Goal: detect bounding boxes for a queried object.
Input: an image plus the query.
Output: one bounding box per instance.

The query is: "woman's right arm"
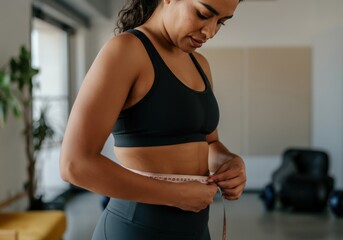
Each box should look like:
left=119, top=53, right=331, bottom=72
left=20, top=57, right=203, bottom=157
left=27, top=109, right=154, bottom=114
left=59, top=33, right=217, bottom=212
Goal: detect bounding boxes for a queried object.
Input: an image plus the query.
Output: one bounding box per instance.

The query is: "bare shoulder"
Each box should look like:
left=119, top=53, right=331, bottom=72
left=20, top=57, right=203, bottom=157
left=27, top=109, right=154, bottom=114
left=105, top=32, right=144, bottom=57
left=83, top=31, right=148, bottom=91
left=192, top=51, right=213, bottom=85
left=97, top=32, right=146, bottom=72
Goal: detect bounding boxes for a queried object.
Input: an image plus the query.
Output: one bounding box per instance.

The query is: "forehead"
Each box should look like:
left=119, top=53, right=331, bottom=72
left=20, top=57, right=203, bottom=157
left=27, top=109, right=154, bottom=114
left=194, top=0, right=239, bottom=16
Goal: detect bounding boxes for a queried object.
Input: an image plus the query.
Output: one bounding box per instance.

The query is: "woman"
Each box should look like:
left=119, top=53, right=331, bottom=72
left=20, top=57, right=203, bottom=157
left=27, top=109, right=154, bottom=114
left=60, top=0, right=246, bottom=239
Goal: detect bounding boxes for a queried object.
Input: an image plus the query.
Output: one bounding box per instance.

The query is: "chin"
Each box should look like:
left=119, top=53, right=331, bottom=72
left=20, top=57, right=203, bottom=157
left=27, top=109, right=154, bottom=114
left=179, top=45, right=196, bottom=53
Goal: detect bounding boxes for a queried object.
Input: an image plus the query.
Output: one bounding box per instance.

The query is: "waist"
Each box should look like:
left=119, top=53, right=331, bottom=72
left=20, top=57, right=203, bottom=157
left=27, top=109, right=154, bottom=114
left=115, top=141, right=210, bottom=176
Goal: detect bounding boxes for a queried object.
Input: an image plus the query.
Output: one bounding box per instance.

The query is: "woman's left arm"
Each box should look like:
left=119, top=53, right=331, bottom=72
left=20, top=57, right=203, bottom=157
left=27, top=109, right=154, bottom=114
left=207, top=130, right=246, bottom=200
left=193, top=51, right=246, bottom=200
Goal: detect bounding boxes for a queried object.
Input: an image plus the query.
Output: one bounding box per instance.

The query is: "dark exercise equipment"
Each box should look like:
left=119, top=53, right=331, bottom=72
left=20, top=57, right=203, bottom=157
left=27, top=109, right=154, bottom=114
left=329, top=190, right=343, bottom=217
left=260, top=183, right=276, bottom=211
left=260, top=148, right=341, bottom=216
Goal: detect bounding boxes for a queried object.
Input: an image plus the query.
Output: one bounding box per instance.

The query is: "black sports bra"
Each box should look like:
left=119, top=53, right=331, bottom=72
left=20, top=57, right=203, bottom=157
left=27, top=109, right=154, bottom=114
left=112, top=29, right=219, bottom=147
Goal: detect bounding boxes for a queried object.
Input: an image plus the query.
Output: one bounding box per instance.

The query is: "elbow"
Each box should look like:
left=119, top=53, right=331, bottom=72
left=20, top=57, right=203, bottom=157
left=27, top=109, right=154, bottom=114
left=60, top=157, right=73, bottom=183
left=60, top=152, right=80, bottom=184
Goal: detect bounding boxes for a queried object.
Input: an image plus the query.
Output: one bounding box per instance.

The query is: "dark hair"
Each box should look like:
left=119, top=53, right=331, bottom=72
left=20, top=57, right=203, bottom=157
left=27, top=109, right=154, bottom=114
left=115, top=0, right=244, bottom=34
left=115, top=0, right=161, bottom=34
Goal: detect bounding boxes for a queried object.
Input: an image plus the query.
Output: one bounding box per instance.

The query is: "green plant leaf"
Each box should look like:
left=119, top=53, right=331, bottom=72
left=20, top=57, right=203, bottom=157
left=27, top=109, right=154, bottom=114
left=9, top=46, right=39, bottom=92
left=0, top=76, right=11, bottom=97
left=9, top=96, right=22, bottom=117
left=33, top=104, right=55, bottom=153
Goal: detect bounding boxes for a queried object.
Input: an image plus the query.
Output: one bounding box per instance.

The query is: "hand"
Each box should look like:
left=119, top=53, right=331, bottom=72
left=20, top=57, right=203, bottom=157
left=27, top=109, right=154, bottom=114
left=175, top=181, right=218, bottom=212
left=208, top=155, right=246, bottom=200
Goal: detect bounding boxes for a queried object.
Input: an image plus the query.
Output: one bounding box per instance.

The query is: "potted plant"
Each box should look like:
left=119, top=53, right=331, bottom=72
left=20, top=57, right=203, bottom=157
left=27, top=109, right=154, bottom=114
left=0, top=46, right=54, bottom=209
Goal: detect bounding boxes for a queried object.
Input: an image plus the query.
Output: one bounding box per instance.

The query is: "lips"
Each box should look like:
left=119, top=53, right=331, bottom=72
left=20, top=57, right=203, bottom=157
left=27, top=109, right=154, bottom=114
left=190, top=37, right=206, bottom=48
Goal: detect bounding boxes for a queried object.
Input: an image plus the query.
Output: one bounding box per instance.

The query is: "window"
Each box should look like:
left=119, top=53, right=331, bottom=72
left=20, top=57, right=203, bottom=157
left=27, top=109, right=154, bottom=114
left=31, top=18, right=69, bottom=143
left=31, top=17, right=72, bottom=200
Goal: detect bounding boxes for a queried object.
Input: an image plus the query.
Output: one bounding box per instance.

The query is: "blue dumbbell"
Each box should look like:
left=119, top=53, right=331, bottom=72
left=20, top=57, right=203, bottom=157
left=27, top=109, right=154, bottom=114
left=329, top=190, right=343, bottom=217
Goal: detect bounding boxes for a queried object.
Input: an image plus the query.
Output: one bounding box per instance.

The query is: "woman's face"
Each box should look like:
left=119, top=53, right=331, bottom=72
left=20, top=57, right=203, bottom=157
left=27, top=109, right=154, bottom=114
left=161, top=0, right=239, bottom=52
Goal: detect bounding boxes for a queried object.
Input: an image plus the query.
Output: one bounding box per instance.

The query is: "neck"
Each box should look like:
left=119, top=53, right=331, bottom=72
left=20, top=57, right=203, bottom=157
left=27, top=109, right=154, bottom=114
left=138, top=6, right=184, bottom=56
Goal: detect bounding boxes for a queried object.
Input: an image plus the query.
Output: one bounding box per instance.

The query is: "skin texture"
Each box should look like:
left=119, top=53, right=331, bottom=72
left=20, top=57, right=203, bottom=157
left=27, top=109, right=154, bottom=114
left=60, top=0, right=246, bottom=212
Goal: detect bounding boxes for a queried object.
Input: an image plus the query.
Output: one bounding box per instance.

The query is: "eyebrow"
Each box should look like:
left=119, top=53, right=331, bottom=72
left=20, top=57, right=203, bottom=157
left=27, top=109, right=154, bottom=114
left=200, top=2, right=234, bottom=19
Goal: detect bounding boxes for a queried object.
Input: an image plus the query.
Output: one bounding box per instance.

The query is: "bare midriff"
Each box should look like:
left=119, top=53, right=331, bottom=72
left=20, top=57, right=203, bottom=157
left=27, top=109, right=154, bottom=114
left=114, top=141, right=209, bottom=176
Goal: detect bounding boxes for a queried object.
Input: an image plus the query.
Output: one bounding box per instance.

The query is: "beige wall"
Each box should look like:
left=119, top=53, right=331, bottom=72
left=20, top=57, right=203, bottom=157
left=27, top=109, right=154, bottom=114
left=199, top=47, right=311, bottom=155
left=208, top=0, right=343, bottom=47
left=312, top=26, right=343, bottom=189
left=0, top=0, right=32, bottom=208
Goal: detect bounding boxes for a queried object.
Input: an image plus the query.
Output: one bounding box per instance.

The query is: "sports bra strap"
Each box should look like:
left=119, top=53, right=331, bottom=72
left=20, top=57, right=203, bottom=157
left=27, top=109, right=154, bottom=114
left=127, top=29, right=162, bottom=69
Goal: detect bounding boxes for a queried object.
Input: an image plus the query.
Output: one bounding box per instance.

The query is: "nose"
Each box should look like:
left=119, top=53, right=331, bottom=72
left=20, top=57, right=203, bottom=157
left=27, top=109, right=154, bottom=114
left=201, top=21, right=217, bottom=40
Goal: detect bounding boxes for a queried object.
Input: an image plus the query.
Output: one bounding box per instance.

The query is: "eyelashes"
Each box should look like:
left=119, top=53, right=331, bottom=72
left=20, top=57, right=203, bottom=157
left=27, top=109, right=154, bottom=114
left=218, top=20, right=226, bottom=26
left=196, top=11, right=226, bottom=26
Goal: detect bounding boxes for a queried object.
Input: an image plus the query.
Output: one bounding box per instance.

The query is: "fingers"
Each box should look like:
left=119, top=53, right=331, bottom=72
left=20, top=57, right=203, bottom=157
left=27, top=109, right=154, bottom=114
left=209, top=158, right=245, bottom=182
left=208, top=165, right=245, bottom=183
left=208, top=163, right=246, bottom=200
left=219, top=178, right=245, bottom=198
left=216, top=176, right=242, bottom=189
left=182, top=182, right=218, bottom=212
left=222, top=189, right=243, bottom=200
left=207, top=183, right=220, bottom=197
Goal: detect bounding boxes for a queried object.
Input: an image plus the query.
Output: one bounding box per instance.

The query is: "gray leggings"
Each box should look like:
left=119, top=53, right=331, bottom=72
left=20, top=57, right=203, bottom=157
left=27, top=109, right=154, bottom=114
left=92, top=198, right=211, bottom=240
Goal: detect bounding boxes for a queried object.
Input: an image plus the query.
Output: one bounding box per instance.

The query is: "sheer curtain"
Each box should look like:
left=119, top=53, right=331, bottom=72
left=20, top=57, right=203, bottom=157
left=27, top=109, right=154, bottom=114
left=31, top=17, right=70, bottom=201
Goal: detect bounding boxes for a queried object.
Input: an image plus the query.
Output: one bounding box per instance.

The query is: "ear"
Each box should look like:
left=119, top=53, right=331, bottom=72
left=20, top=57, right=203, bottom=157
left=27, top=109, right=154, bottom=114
left=163, top=0, right=171, bottom=4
